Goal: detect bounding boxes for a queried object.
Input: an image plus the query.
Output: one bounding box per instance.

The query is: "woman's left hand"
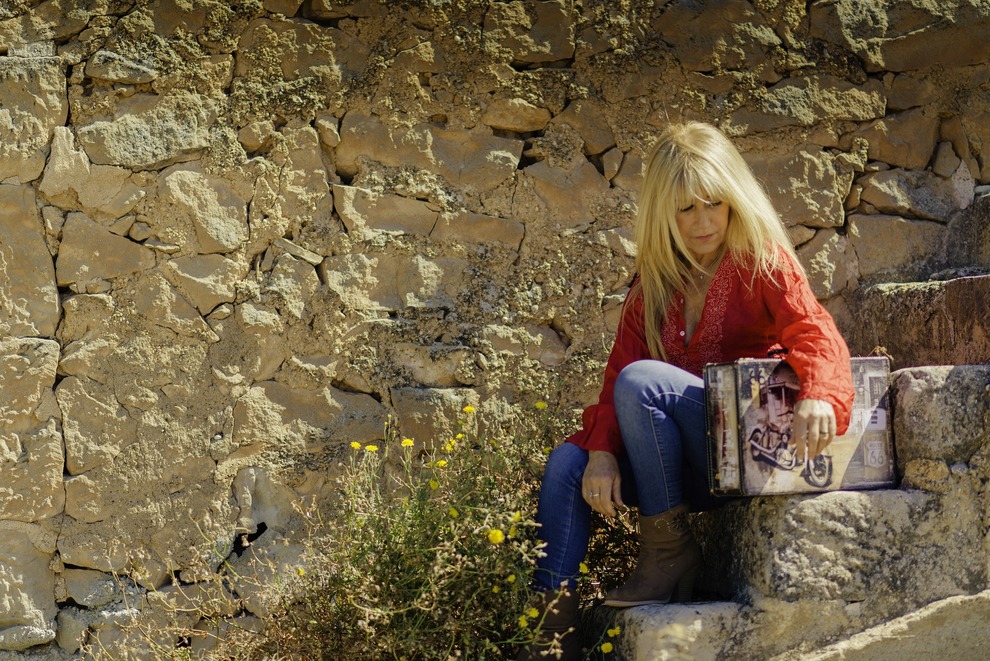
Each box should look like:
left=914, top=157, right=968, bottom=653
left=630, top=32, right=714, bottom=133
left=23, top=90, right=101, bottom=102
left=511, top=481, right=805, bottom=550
left=792, top=398, right=836, bottom=460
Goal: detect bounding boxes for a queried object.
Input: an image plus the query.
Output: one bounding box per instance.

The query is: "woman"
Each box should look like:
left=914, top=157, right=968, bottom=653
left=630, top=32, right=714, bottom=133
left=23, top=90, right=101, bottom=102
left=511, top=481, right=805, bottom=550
left=518, top=122, right=854, bottom=660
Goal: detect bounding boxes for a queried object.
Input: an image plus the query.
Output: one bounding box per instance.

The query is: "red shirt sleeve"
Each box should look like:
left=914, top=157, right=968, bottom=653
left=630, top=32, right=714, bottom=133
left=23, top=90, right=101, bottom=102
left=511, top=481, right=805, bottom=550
left=760, top=254, right=855, bottom=435
left=565, top=286, right=651, bottom=454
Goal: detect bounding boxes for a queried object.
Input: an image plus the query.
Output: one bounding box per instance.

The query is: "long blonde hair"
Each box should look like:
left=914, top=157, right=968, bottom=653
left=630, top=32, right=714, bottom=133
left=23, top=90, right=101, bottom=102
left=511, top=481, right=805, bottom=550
left=632, top=122, right=800, bottom=359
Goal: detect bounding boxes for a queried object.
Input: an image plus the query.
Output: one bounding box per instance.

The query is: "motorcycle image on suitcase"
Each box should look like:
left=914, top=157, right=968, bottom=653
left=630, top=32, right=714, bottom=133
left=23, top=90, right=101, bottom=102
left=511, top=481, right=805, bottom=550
left=747, top=362, right=833, bottom=489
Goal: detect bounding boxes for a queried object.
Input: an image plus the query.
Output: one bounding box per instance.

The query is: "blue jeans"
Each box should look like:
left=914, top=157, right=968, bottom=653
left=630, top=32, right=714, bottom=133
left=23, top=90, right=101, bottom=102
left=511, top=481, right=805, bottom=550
left=533, top=360, right=719, bottom=590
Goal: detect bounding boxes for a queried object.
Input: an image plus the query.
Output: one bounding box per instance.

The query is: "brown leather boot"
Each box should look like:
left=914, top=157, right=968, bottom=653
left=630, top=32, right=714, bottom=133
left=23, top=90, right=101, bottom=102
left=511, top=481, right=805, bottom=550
left=515, top=587, right=582, bottom=661
left=603, top=504, right=701, bottom=607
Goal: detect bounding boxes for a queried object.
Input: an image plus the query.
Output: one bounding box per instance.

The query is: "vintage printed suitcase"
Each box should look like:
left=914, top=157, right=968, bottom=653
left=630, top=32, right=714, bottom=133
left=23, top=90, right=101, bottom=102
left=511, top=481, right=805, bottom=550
left=705, top=357, right=895, bottom=496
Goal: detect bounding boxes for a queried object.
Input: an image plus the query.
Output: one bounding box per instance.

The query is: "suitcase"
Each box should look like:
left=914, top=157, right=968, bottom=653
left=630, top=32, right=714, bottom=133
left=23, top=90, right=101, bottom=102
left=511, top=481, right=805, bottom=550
left=705, top=357, right=895, bottom=496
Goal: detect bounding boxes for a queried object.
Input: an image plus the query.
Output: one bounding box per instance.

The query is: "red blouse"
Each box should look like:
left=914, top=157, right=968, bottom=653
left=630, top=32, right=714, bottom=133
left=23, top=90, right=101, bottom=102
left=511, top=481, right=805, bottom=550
left=567, top=250, right=854, bottom=455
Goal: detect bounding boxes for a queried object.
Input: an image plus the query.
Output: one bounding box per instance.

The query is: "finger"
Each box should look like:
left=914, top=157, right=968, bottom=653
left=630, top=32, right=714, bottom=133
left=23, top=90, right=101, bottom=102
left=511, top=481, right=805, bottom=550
left=611, top=475, right=624, bottom=509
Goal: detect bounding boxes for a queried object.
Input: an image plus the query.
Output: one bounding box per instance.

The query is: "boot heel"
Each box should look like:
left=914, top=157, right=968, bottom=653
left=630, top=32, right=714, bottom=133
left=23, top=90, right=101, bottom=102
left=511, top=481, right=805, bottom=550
left=673, top=566, right=699, bottom=603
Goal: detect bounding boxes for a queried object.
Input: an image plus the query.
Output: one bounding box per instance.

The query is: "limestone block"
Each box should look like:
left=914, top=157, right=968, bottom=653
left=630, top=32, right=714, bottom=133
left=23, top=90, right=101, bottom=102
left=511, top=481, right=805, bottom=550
left=62, top=569, right=120, bottom=609
left=432, top=210, right=525, bottom=249
left=479, top=324, right=569, bottom=366
left=39, top=127, right=145, bottom=222
left=0, top=56, right=67, bottom=183
left=891, top=366, right=990, bottom=471
left=522, top=156, right=610, bottom=228
left=0, top=185, right=60, bottom=337
left=847, top=214, right=945, bottom=279
left=336, top=112, right=523, bottom=193
left=653, top=0, right=779, bottom=71
left=933, top=142, right=962, bottom=178
left=887, top=74, right=938, bottom=111
left=56, top=213, right=156, bottom=288
left=796, top=229, right=858, bottom=300
left=232, top=467, right=299, bottom=534
left=481, top=97, right=551, bottom=133
left=226, top=531, right=305, bottom=618
left=235, top=18, right=369, bottom=81
left=85, top=49, right=158, bottom=83
left=305, top=0, right=387, bottom=19
left=961, top=111, right=990, bottom=183
left=483, top=0, right=575, bottom=65
left=263, top=0, right=303, bottom=15
left=164, top=254, right=244, bottom=315
left=613, top=150, right=646, bottom=193
left=230, top=381, right=387, bottom=455
left=133, top=273, right=220, bottom=343
left=160, top=168, right=249, bottom=254
left=190, top=615, right=263, bottom=656
left=266, top=125, right=332, bottom=247
left=0, top=521, right=57, bottom=646
left=859, top=167, right=973, bottom=223
left=618, top=602, right=744, bottom=661
left=855, top=109, right=940, bottom=170
left=944, top=196, right=990, bottom=269
left=264, top=254, right=320, bottom=319
left=846, top=276, right=990, bottom=371
left=77, top=93, right=215, bottom=170
left=810, top=0, right=990, bottom=72
left=702, top=486, right=985, bottom=622
left=731, top=76, right=885, bottom=132
left=551, top=99, right=615, bottom=155
left=56, top=294, right=116, bottom=382
left=0, top=418, right=63, bottom=522
left=0, top=338, right=62, bottom=521
left=333, top=185, right=438, bottom=238
left=56, top=376, right=138, bottom=476
left=321, top=253, right=468, bottom=311
left=749, top=148, right=855, bottom=229
left=391, top=386, right=481, bottom=448
left=790, top=591, right=990, bottom=661
left=392, top=343, right=475, bottom=387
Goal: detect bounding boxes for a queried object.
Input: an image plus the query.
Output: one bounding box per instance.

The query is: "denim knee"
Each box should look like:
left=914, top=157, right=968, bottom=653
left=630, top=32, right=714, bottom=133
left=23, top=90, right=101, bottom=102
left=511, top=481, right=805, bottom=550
left=542, top=441, right=587, bottom=490
left=614, top=359, right=660, bottom=409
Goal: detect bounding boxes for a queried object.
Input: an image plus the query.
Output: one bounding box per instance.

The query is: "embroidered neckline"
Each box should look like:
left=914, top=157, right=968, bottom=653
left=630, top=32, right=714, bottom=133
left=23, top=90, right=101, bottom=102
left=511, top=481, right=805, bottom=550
left=661, top=253, right=735, bottom=373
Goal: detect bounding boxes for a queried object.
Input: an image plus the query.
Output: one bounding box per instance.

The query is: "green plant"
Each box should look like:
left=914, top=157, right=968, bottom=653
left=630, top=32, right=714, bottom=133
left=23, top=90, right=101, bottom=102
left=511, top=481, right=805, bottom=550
left=256, top=403, right=569, bottom=659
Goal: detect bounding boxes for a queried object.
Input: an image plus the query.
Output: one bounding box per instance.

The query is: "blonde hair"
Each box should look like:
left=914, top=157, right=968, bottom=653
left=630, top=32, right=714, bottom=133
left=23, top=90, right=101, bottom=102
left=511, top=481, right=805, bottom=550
left=631, top=122, right=800, bottom=359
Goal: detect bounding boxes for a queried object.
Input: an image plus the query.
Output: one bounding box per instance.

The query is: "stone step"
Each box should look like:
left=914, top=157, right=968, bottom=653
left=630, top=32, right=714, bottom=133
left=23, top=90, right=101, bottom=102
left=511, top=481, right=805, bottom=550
left=844, top=274, right=990, bottom=371
left=614, top=365, right=990, bottom=660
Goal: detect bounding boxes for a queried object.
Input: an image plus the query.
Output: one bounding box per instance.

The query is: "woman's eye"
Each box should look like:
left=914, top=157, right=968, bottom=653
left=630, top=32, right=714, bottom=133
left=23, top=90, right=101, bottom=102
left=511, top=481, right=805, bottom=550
left=679, top=204, right=694, bottom=213
left=705, top=200, right=723, bottom=208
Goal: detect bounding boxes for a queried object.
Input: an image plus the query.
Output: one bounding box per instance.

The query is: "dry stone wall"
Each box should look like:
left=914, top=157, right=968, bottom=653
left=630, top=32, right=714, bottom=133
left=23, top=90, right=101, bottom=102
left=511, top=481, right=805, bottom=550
left=0, top=0, right=988, bottom=655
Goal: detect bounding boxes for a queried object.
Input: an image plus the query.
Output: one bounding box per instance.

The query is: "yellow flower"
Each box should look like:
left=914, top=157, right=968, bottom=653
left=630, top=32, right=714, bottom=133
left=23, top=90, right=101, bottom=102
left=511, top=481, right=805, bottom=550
left=487, top=528, right=505, bottom=544
left=435, top=459, right=448, bottom=468
left=364, top=444, right=378, bottom=452
left=456, top=433, right=465, bottom=440
left=444, top=440, right=456, bottom=451
left=607, top=626, right=621, bottom=637
left=526, top=607, right=539, bottom=619
left=448, top=507, right=459, bottom=518
left=492, top=585, right=501, bottom=594
left=511, top=511, right=523, bottom=523
left=508, top=525, right=518, bottom=538
left=506, top=574, right=517, bottom=583
left=579, top=562, right=589, bottom=574
left=429, top=479, right=439, bottom=490
left=296, top=567, right=306, bottom=576
left=601, top=642, right=614, bottom=654
left=401, top=438, right=414, bottom=447
left=518, top=615, right=529, bottom=628
left=350, top=441, right=361, bottom=449
left=462, top=404, right=476, bottom=414
left=535, top=401, right=548, bottom=410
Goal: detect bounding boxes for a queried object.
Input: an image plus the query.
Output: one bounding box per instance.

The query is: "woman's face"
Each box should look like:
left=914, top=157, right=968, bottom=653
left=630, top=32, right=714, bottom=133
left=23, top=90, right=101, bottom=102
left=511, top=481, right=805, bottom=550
left=674, top=194, right=730, bottom=263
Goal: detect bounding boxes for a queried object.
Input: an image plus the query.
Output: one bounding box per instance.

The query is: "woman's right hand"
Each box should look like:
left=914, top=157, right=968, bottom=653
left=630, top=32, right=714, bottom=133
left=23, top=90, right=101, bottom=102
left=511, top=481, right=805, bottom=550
left=582, top=450, right=625, bottom=517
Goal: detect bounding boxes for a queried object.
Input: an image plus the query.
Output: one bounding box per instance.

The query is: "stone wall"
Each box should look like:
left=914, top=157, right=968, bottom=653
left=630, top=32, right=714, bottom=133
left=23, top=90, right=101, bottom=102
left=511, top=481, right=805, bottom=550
left=0, top=0, right=988, bottom=655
